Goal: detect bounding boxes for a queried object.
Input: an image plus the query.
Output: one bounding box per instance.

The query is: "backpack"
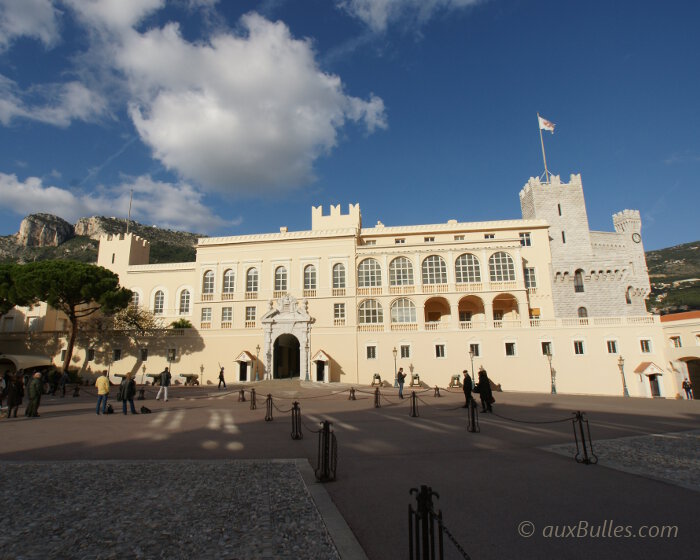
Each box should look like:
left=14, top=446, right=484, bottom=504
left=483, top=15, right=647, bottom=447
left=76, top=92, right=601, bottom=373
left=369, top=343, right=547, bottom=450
left=106, top=403, right=114, bottom=414
left=140, top=406, right=152, bottom=414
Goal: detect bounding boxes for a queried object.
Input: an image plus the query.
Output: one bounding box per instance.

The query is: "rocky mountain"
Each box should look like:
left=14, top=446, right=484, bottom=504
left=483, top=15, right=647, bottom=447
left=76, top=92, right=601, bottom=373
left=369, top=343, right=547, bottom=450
left=0, top=214, right=203, bottom=264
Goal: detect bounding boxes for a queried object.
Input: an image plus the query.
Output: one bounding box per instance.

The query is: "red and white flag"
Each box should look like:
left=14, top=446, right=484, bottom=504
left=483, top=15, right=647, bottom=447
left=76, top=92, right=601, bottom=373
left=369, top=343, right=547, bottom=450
left=538, top=115, right=555, bottom=133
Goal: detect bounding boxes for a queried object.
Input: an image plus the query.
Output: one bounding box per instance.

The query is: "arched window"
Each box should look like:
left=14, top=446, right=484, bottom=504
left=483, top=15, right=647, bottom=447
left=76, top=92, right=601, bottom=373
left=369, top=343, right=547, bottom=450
left=153, top=290, right=164, bottom=315
left=304, top=265, right=317, bottom=290
left=455, top=254, right=481, bottom=283
left=358, top=299, right=383, bottom=324
left=223, top=269, right=235, bottom=293
left=577, top=307, right=588, bottom=318
left=391, top=298, right=416, bottom=323
left=275, top=266, right=288, bottom=291
left=574, top=269, right=585, bottom=293
left=131, top=292, right=140, bottom=308
left=333, top=263, right=346, bottom=289
left=422, top=255, right=447, bottom=284
left=202, top=270, right=214, bottom=294
left=179, top=290, right=190, bottom=315
left=246, top=268, right=258, bottom=293
left=488, top=252, right=516, bottom=282
left=389, top=257, right=414, bottom=286
left=625, top=286, right=633, bottom=304
left=358, top=258, right=382, bottom=287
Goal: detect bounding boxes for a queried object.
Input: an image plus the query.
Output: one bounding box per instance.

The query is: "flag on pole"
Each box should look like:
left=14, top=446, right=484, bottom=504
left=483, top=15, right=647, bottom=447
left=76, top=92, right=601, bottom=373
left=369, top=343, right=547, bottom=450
left=538, top=115, right=555, bottom=133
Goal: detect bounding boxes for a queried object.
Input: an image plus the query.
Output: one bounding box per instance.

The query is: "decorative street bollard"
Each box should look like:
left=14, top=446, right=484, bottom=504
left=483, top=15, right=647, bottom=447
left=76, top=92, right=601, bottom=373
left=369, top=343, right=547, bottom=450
left=409, top=485, right=442, bottom=560
left=348, top=387, right=356, bottom=400
left=374, top=387, right=381, bottom=408
left=250, top=388, right=257, bottom=410
left=264, top=394, right=273, bottom=421
left=573, top=410, right=598, bottom=464
left=291, top=401, right=302, bottom=440
left=315, top=420, right=337, bottom=482
left=467, top=398, right=479, bottom=433
left=238, top=389, right=246, bottom=402
left=410, top=391, right=419, bottom=417
left=434, top=386, right=441, bottom=398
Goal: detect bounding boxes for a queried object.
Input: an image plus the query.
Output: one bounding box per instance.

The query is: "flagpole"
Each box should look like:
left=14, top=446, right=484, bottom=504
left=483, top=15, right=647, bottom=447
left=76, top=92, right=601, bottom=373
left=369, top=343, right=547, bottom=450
left=537, top=113, right=550, bottom=183
left=126, top=189, right=133, bottom=234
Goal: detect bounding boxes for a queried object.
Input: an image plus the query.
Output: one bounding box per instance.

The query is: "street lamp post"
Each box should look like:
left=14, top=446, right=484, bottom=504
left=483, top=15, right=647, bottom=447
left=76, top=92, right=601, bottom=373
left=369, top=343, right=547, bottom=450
left=618, top=355, right=630, bottom=397
left=546, top=350, right=556, bottom=394
left=393, top=347, right=398, bottom=388
left=255, top=344, right=260, bottom=382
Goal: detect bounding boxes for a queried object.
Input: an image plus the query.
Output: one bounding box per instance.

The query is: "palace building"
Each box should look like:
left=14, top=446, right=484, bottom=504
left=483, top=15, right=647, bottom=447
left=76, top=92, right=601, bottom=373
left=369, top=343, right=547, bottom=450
left=2, top=173, right=698, bottom=398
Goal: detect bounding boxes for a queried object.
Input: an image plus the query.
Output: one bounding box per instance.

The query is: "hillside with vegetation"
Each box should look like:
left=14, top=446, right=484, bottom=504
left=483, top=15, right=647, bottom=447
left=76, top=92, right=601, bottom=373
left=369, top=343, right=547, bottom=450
left=646, top=240, right=700, bottom=314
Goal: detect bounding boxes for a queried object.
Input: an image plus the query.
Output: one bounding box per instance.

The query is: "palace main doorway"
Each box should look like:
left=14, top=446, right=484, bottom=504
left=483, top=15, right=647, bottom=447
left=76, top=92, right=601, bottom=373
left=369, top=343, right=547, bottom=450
left=274, top=333, right=300, bottom=379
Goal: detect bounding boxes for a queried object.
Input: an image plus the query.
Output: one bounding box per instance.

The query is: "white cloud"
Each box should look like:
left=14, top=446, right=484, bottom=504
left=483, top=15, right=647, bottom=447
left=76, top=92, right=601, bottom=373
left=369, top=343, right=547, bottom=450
left=0, top=171, right=229, bottom=233
left=0, top=0, right=61, bottom=51
left=0, top=74, right=107, bottom=126
left=63, top=0, right=164, bottom=32
left=338, top=0, right=481, bottom=32
left=119, top=13, right=386, bottom=192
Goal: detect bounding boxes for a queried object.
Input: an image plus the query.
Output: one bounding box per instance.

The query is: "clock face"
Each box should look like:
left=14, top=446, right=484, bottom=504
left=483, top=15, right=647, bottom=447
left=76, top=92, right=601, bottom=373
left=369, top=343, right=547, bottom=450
left=632, top=233, right=641, bottom=243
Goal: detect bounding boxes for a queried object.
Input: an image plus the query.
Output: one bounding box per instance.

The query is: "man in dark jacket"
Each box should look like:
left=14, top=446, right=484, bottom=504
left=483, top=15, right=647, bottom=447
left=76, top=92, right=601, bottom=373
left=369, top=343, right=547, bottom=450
left=218, top=367, right=226, bottom=390
left=5, top=373, right=24, bottom=418
left=462, top=370, right=473, bottom=408
left=120, top=373, right=138, bottom=415
left=24, top=372, right=43, bottom=417
left=474, top=368, right=493, bottom=413
left=156, top=367, right=171, bottom=402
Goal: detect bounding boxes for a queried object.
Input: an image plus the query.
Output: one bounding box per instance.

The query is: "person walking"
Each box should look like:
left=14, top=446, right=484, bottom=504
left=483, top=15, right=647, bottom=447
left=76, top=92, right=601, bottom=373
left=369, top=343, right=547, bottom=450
left=156, top=367, right=171, bottom=402
left=5, top=373, right=24, bottom=418
left=218, top=366, right=226, bottom=390
left=397, top=367, right=406, bottom=399
left=120, top=373, right=138, bottom=415
left=24, top=372, right=43, bottom=418
left=59, top=370, right=70, bottom=398
left=462, top=370, right=473, bottom=408
left=95, top=370, right=110, bottom=415
left=474, top=368, right=494, bottom=413
left=682, top=378, right=693, bottom=400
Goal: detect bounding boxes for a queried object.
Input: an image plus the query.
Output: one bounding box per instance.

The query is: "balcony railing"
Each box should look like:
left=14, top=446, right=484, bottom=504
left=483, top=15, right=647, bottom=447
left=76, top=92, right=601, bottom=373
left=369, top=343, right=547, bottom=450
left=200, top=322, right=211, bottom=329
left=358, top=287, right=382, bottom=296
left=455, top=282, right=482, bottom=292
left=358, top=324, right=384, bottom=332
left=303, top=289, right=316, bottom=298
left=245, top=321, right=257, bottom=329
left=390, top=323, right=418, bottom=331
left=334, top=318, right=346, bottom=327
left=273, top=291, right=286, bottom=299
left=423, top=284, right=448, bottom=294
left=222, top=292, right=235, bottom=301
left=221, top=322, right=232, bottom=329
left=389, top=285, right=415, bottom=295
left=332, top=288, right=346, bottom=297
left=245, top=291, right=257, bottom=300
left=201, top=294, right=214, bottom=302
left=425, top=321, right=448, bottom=331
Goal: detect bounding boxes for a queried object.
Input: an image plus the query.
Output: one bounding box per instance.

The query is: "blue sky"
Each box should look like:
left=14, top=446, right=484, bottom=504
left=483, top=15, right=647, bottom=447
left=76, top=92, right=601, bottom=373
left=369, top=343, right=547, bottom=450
left=0, top=0, right=698, bottom=250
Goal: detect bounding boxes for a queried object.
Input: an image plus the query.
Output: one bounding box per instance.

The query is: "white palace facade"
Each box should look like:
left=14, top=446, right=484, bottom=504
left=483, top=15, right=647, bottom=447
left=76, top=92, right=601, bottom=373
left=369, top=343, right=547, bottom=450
left=3, top=173, right=699, bottom=398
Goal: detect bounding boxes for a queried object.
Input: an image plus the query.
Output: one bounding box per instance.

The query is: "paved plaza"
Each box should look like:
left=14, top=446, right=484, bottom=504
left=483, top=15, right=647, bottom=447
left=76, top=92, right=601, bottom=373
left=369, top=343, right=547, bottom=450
left=1, top=380, right=699, bottom=559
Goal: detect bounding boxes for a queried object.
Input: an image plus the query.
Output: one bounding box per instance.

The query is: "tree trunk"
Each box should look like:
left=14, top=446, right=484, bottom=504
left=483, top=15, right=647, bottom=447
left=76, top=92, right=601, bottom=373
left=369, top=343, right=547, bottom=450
left=62, top=312, right=78, bottom=373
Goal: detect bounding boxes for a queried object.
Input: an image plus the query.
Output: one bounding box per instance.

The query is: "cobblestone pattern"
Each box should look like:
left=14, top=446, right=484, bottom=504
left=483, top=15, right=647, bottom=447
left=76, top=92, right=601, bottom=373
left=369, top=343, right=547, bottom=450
left=0, top=460, right=340, bottom=560
left=544, top=429, right=700, bottom=492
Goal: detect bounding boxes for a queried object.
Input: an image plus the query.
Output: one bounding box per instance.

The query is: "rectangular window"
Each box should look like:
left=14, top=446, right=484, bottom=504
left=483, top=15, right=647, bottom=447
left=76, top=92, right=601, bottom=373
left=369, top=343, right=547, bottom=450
left=640, top=339, right=651, bottom=353
left=201, top=307, right=212, bottom=322
left=469, top=343, right=480, bottom=357
left=670, top=336, right=682, bottom=348
left=366, top=346, right=376, bottom=359
left=395, top=238, right=405, bottom=244
left=87, top=348, right=95, bottom=362
left=140, top=348, right=148, bottom=361
left=519, top=232, right=531, bottom=247
left=505, top=342, right=516, bottom=356
left=541, top=341, right=552, bottom=356
left=167, top=348, right=177, bottom=362
left=334, top=303, right=345, bottom=320
left=113, top=349, right=122, bottom=361
left=246, top=307, right=256, bottom=321
left=435, top=344, right=445, bottom=358
left=454, top=235, right=465, bottom=241
left=222, top=307, right=233, bottom=322
left=524, top=267, right=537, bottom=289
left=459, top=311, right=473, bottom=322
left=574, top=341, right=584, bottom=355
left=400, top=345, right=410, bottom=359
left=561, top=231, right=566, bottom=243
left=607, top=340, right=618, bottom=354
left=424, top=236, right=435, bottom=243
left=484, top=233, right=495, bottom=239
left=364, top=240, right=376, bottom=246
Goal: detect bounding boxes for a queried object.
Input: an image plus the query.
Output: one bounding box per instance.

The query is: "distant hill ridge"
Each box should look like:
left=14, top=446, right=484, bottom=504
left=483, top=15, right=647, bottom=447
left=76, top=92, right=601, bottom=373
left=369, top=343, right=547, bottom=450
left=0, top=213, right=203, bottom=264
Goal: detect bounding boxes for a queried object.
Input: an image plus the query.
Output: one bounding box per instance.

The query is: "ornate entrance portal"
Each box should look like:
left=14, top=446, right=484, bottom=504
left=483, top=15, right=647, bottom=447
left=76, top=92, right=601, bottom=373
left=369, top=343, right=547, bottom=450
left=261, top=295, right=313, bottom=381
